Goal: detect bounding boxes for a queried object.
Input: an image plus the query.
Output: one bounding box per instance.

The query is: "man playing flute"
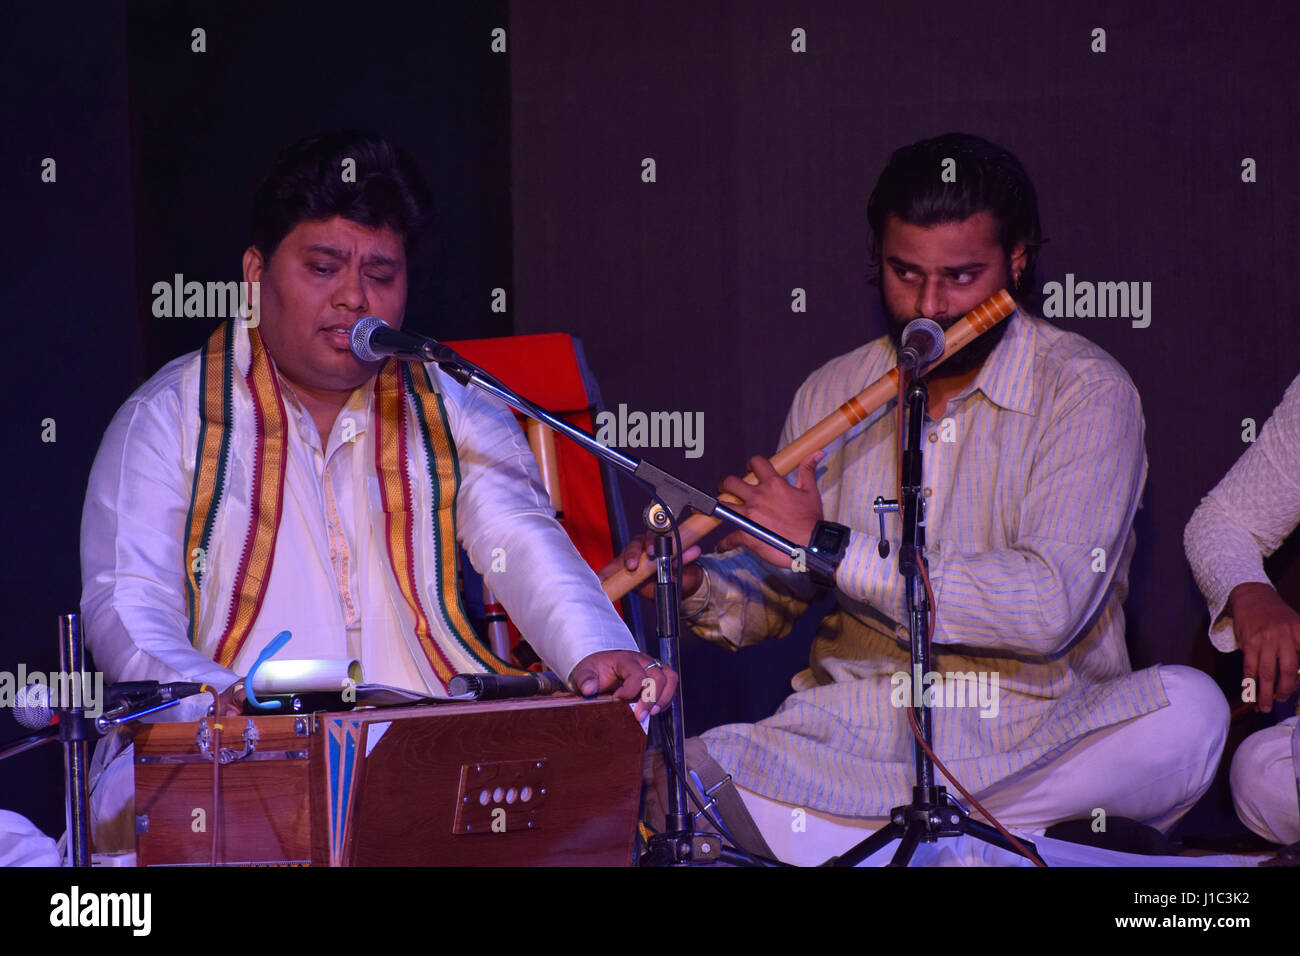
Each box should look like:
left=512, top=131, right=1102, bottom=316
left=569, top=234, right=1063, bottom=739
left=622, top=133, right=1226, bottom=863
left=81, top=130, right=677, bottom=853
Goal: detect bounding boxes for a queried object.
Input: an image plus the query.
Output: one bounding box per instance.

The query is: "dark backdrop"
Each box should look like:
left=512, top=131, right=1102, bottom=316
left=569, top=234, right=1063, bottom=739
left=2, top=2, right=138, bottom=845
left=126, top=0, right=513, bottom=370
left=4, top=0, right=1297, bottom=844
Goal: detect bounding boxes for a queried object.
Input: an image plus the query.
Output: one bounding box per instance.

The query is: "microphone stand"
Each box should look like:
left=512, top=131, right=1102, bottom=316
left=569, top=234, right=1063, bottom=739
left=0, top=613, right=186, bottom=867
left=59, top=613, right=92, bottom=868
left=824, top=378, right=1039, bottom=866
left=422, top=345, right=822, bottom=866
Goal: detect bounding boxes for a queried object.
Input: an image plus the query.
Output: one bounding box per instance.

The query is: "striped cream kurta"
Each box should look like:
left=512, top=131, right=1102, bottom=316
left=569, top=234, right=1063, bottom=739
left=684, top=311, right=1168, bottom=818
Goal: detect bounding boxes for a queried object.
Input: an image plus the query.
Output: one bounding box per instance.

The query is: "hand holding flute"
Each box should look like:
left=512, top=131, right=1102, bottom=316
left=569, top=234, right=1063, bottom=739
left=612, top=448, right=826, bottom=600
left=599, top=289, right=1017, bottom=601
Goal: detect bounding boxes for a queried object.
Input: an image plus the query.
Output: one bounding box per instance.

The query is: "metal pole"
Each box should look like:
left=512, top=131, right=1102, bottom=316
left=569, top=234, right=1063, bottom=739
left=59, top=613, right=91, bottom=867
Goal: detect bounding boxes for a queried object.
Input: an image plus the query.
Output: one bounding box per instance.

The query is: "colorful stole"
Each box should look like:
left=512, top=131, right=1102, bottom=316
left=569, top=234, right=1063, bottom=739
left=182, top=320, right=523, bottom=686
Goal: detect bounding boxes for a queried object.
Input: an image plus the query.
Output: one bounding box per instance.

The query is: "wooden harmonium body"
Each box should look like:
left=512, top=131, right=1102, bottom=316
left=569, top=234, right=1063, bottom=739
left=132, top=695, right=645, bottom=866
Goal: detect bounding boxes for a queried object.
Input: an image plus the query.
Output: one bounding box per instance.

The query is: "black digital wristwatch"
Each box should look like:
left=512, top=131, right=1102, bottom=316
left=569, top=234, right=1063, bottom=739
left=805, top=520, right=851, bottom=590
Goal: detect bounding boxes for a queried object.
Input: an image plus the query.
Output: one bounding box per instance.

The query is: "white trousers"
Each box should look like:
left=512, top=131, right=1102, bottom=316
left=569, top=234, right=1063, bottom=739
left=1229, top=715, right=1299, bottom=845
left=733, top=665, right=1229, bottom=866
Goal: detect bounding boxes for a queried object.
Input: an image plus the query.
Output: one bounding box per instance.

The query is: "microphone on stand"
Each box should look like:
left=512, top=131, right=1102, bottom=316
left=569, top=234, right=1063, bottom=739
left=12, top=681, right=206, bottom=730
left=349, top=316, right=459, bottom=365
left=105, top=681, right=207, bottom=705
left=898, top=318, right=946, bottom=371
left=13, top=683, right=55, bottom=731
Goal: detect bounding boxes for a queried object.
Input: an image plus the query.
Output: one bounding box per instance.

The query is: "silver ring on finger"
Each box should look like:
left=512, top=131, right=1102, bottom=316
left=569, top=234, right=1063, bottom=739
left=643, top=660, right=664, bottom=672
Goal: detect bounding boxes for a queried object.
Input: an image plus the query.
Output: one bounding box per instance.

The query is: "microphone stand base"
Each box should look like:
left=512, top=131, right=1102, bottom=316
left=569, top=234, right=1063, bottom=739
left=641, top=829, right=724, bottom=867
left=822, top=784, right=1040, bottom=867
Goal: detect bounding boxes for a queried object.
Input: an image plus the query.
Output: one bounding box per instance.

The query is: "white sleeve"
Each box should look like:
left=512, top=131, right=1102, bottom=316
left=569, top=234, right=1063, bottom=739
left=80, top=387, right=237, bottom=722
left=435, top=369, right=639, bottom=683
left=1185, top=372, right=1300, bottom=652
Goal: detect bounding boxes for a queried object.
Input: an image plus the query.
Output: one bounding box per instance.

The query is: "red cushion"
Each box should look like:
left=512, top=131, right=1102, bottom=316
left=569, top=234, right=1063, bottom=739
left=447, top=333, right=618, bottom=588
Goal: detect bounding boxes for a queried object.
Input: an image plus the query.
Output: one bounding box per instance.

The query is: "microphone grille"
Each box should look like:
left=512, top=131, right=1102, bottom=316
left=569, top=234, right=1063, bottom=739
left=349, top=315, right=388, bottom=362
left=14, top=683, right=53, bottom=730
left=447, top=674, right=482, bottom=698
left=901, top=317, right=946, bottom=366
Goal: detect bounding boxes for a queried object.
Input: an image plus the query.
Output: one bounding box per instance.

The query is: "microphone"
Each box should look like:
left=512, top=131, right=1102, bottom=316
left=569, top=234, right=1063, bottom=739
left=447, top=671, right=565, bottom=701
left=349, top=315, right=458, bottom=365
left=12, top=681, right=207, bottom=730
left=14, top=683, right=53, bottom=730
left=104, top=681, right=206, bottom=704
left=898, top=318, right=945, bottom=371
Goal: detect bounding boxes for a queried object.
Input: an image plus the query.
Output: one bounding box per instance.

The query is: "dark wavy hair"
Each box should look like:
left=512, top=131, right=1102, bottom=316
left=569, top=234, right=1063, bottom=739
left=249, top=130, right=434, bottom=262
left=866, top=133, right=1046, bottom=312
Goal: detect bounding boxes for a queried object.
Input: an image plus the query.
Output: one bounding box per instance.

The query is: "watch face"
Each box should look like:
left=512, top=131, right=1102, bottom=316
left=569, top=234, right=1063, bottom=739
left=812, top=523, right=847, bottom=554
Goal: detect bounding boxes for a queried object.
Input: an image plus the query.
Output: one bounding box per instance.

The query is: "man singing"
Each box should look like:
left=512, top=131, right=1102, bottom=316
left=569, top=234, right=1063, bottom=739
left=81, top=130, right=676, bottom=852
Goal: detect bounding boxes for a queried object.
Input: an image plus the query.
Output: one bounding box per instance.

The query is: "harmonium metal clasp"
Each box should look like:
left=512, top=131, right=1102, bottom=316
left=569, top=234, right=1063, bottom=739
left=196, top=717, right=260, bottom=764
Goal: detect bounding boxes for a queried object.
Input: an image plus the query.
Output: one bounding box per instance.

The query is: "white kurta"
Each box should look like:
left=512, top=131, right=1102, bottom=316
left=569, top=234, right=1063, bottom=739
left=82, top=342, right=636, bottom=706
left=1185, top=369, right=1300, bottom=843
left=79, top=333, right=637, bottom=850
left=1185, top=371, right=1300, bottom=652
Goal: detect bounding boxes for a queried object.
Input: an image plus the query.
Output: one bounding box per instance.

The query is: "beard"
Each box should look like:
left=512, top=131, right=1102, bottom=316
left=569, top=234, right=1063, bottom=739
left=883, top=274, right=1014, bottom=380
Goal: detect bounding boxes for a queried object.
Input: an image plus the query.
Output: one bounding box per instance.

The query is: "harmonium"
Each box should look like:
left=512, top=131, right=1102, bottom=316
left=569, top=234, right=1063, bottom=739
left=131, top=695, right=646, bottom=866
